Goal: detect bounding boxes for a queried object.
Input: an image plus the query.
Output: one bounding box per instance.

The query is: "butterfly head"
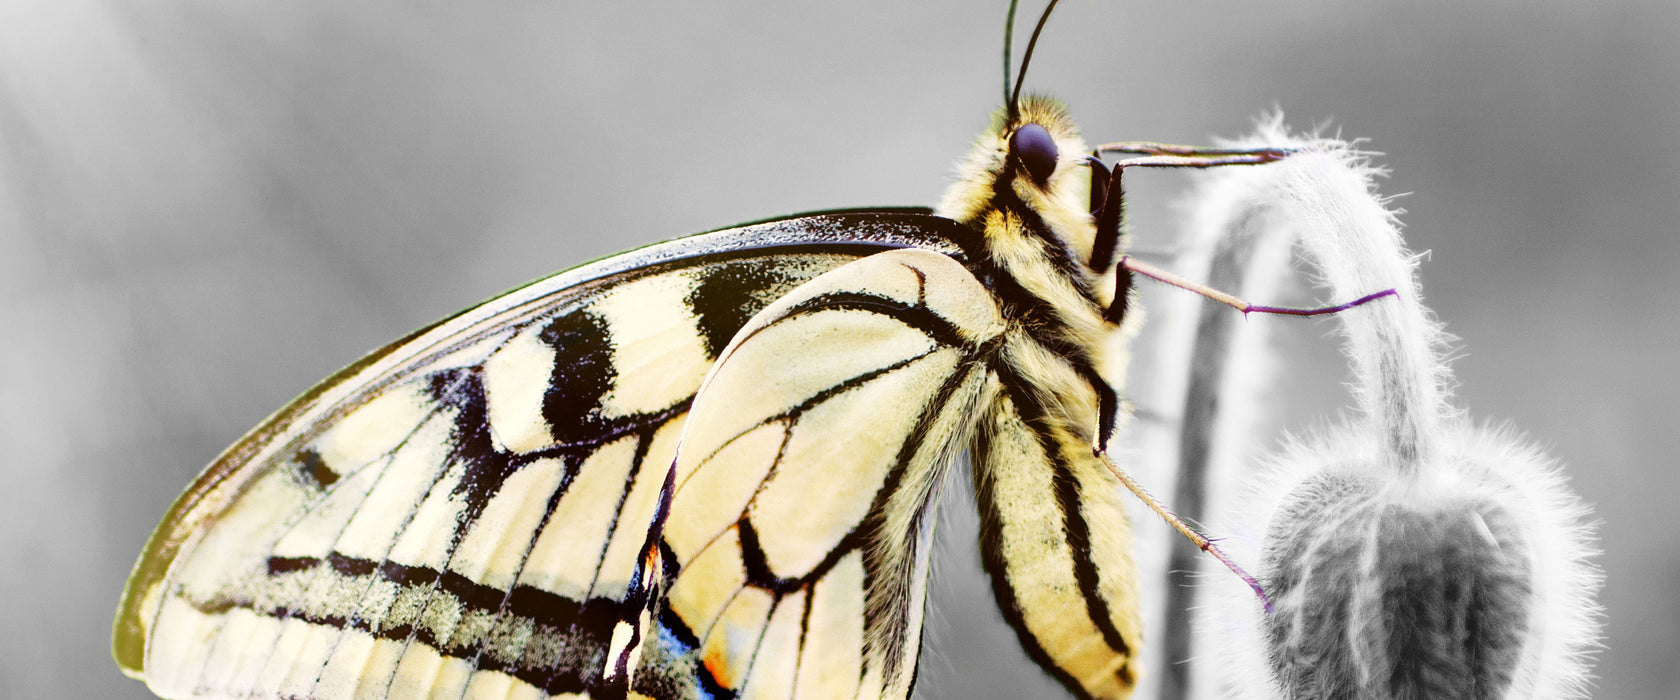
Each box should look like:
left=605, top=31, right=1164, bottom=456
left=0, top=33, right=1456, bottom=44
left=936, top=97, right=1112, bottom=277
left=936, top=0, right=1120, bottom=283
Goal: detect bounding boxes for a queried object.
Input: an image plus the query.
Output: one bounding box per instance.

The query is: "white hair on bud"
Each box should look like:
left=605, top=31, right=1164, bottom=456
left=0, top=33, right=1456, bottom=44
left=1180, top=118, right=1600, bottom=699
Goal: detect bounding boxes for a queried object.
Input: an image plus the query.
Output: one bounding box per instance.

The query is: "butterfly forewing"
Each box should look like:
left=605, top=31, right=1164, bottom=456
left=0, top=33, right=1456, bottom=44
left=116, top=210, right=972, bottom=700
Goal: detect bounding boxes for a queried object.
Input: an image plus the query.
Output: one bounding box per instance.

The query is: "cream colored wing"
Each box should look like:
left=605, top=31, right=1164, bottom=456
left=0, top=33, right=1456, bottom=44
left=623, top=249, right=1005, bottom=700
left=114, top=211, right=972, bottom=700
left=970, top=369, right=1144, bottom=700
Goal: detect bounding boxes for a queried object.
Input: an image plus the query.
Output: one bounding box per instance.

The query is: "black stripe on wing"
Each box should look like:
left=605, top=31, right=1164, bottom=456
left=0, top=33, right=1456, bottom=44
left=122, top=211, right=983, bottom=698
left=634, top=250, right=1002, bottom=700
left=971, top=373, right=1141, bottom=700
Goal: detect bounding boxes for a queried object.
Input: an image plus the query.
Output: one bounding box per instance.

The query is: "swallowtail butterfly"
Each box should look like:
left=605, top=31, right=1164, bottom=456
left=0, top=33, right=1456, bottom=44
left=113, top=2, right=1387, bottom=698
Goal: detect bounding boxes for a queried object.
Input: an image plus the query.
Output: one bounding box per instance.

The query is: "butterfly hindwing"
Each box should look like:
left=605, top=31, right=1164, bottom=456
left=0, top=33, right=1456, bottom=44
left=114, top=210, right=973, bottom=699
left=629, top=249, right=1005, bottom=700
left=972, top=382, right=1142, bottom=700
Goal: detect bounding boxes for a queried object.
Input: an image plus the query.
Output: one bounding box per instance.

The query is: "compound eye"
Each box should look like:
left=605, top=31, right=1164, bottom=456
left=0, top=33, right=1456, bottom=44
left=1010, top=123, right=1058, bottom=185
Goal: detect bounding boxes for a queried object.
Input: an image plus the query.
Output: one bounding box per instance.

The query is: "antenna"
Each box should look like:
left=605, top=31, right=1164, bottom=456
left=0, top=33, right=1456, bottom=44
left=1009, top=0, right=1063, bottom=116
left=1003, top=0, right=1020, bottom=110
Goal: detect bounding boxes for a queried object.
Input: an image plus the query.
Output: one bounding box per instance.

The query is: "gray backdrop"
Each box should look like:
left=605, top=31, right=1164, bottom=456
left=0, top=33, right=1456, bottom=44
left=3, top=1, right=1674, bottom=698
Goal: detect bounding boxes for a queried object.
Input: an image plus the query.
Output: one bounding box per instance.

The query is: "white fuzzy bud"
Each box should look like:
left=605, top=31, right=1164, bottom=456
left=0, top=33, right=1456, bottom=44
left=1184, top=121, right=1601, bottom=700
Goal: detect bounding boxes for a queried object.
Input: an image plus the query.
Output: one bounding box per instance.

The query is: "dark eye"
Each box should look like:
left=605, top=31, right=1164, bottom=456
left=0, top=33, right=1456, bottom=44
left=1010, top=123, right=1058, bottom=185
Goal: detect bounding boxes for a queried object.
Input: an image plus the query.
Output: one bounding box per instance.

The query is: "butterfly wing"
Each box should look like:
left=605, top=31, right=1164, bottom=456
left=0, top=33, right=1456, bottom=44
left=114, top=209, right=972, bottom=700
left=970, top=382, right=1143, bottom=700
left=624, top=248, right=1005, bottom=700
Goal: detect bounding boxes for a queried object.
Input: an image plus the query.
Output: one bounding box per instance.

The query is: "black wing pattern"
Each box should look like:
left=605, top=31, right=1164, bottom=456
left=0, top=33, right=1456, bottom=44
left=625, top=248, right=1006, bottom=700
left=113, top=210, right=972, bottom=699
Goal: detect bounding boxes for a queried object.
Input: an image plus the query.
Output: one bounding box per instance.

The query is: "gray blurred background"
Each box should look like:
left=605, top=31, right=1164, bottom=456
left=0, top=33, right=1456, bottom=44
left=3, top=1, right=1675, bottom=698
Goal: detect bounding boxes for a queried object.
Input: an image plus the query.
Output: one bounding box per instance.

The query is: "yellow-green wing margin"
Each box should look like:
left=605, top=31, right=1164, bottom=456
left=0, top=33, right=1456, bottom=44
left=114, top=210, right=973, bottom=699
left=621, top=249, right=1004, bottom=700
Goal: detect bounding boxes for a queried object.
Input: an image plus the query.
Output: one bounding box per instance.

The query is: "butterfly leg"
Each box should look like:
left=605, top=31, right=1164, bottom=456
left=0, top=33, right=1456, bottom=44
left=1088, top=148, right=1293, bottom=271
left=1094, top=141, right=1294, bottom=158
left=1074, top=365, right=1275, bottom=612
left=1096, top=448, right=1274, bottom=612
left=1084, top=143, right=1393, bottom=614
left=1118, top=255, right=1398, bottom=317
left=1073, top=364, right=1121, bottom=454
left=1088, top=143, right=1398, bottom=315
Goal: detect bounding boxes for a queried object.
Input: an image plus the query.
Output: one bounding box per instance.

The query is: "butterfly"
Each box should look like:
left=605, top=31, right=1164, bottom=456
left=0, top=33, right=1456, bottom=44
left=112, top=2, right=1386, bottom=698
